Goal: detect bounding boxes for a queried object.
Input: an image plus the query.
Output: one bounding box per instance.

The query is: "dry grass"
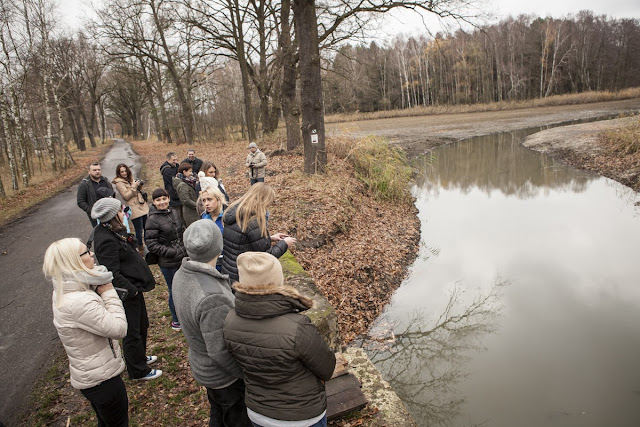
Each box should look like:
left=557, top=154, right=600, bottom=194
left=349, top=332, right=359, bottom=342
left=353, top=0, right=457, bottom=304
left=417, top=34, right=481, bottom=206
left=326, top=87, right=640, bottom=124
left=0, top=142, right=113, bottom=228
left=599, top=116, right=640, bottom=155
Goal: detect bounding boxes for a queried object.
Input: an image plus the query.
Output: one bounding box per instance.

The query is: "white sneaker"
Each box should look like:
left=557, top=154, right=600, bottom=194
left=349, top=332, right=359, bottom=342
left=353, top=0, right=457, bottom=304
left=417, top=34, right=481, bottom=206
left=146, top=355, right=158, bottom=365
left=138, top=369, right=162, bottom=381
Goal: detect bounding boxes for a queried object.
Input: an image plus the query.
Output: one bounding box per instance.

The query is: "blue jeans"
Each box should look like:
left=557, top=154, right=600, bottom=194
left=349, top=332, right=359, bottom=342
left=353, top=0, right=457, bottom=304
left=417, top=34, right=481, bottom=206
left=131, top=215, right=147, bottom=248
left=160, top=266, right=179, bottom=323
left=251, top=414, right=327, bottom=427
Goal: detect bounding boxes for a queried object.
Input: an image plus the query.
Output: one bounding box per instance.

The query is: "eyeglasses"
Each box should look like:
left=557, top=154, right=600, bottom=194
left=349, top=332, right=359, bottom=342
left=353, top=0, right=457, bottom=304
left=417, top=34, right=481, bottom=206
left=80, top=249, right=91, bottom=257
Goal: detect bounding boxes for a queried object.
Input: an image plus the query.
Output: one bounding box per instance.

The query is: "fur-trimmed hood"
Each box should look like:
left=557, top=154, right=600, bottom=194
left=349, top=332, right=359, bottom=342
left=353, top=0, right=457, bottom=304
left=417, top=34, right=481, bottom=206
left=232, top=282, right=314, bottom=320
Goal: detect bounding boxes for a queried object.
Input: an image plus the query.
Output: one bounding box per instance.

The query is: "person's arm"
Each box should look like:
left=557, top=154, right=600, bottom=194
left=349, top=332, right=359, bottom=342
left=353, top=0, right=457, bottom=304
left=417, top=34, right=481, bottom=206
left=77, top=182, right=90, bottom=214
left=162, top=167, right=176, bottom=196
left=73, top=286, right=128, bottom=339
left=176, top=183, right=198, bottom=209
left=198, top=293, right=241, bottom=372
left=245, top=153, right=253, bottom=167
left=115, top=181, right=136, bottom=202
left=145, top=218, right=183, bottom=259
left=253, top=152, right=267, bottom=168
left=94, top=235, right=138, bottom=298
left=295, top=316, right=336, bottom=381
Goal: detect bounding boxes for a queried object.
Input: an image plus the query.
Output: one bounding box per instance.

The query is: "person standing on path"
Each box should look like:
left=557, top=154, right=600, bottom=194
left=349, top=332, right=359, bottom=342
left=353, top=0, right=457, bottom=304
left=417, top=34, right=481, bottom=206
left=77, top=162, right=115, bottom=227
left=173, top=220, right=251, bottom=427
left=183, top=148, right=204, bottom=175
left=160, top=152, right=182, bottom=221
left=91, top=197, right=162, bottom=381
left=245, top=142, right=267, bottom=185
left=112, top=163, right=149, bottom=255
left=43, top=237, right=130, bottom=427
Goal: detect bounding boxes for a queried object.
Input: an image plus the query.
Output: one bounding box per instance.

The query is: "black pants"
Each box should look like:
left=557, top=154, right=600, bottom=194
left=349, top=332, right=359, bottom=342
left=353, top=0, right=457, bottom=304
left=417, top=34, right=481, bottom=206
left=80, top=375, right=129, bottom=427
left=206, top=379, right=251, bottom=427
left=122, top=292, right=151, bottom=379
left=250, top=177, right=264, bottom=185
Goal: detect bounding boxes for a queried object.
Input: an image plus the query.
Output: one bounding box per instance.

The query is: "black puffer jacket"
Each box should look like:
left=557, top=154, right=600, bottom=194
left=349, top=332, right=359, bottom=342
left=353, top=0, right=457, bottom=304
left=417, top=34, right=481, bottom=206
left=145, top=205, right=186, bottom=269
left=223, top=283, right=336, bottom=421
left=93, top=225, right=156, bottom=299
left=221, top=205, right=288, bottom=282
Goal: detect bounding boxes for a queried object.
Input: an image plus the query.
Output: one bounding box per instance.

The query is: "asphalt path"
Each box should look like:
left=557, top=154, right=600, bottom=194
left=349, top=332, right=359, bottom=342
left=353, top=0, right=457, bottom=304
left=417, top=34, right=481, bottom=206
left=0, top=139, right=142, bottom=425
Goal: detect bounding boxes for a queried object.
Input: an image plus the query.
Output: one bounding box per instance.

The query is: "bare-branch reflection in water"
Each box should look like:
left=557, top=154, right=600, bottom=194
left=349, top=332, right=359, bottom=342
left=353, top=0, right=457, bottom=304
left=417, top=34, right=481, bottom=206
left=357, top=280, right=508, bottom=426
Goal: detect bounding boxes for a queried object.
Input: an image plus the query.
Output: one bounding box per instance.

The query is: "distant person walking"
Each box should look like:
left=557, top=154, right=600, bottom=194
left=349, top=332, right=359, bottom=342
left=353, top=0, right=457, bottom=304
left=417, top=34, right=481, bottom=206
left=173, top=162, right=199, bottom=227
left=224, top=252, right=336, bottom=427
left=43, top=237, right=129, bottom=426
left=245, top=142, right=267, bottom=185
left=160, top=152, right=182, bottom=219
left=222, top=183, right=295, bottom=283
left=77, top=162, right=115, bottom=227
left=112, top=163, right=149, bottom=255
left=183, top=148, right=204, bottom=175
left=91, top=198, right=161, bottom=381
left=173, top=220, right=252, bottom=427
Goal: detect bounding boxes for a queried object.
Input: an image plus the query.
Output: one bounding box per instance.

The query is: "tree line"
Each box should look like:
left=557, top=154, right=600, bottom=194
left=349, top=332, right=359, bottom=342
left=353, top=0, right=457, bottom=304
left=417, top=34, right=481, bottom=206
left=324, top=11, right=640, bottom=112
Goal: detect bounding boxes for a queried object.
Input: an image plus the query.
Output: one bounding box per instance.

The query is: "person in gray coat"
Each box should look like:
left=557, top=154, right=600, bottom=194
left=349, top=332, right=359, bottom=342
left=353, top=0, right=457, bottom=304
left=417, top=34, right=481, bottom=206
left=172, top=220, right=251, bottom=427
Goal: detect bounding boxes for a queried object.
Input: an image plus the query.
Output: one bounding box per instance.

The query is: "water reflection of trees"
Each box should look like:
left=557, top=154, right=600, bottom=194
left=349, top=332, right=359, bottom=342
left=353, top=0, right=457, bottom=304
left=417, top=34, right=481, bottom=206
left=414, top=132, right=593, bottom=199
left=358, top=281, right=507, bottom=426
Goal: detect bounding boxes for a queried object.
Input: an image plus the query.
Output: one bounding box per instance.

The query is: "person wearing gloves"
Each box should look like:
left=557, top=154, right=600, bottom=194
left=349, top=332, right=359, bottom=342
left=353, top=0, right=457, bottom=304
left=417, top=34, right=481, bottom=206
left=91, top=197, right=161, bottom=381
left=43, top=237, right=129, bottom=426
left=245, top=142, right=267, bottom=185
left=222, top=182, right=296, bottom=283
left=172, top=220, right=251, bottom=427
left=145, top=188, right=187, bottom=331
left=224, top=252, right=337, bottom=427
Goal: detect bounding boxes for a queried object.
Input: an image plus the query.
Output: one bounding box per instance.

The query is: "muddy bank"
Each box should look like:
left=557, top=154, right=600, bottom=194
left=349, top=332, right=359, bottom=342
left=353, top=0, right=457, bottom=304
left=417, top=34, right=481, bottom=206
left=523, top=115, right=640, bottom=192
left=327, top=98, right=640, bottom=157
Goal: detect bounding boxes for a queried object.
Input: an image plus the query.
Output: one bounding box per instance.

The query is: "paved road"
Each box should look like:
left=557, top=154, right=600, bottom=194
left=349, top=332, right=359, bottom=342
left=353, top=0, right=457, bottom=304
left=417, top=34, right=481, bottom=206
left=0, top=140, right=141, bottom=425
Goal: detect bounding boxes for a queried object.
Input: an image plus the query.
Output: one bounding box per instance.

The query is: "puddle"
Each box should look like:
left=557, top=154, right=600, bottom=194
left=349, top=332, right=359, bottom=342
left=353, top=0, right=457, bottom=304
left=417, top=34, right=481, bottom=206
left=362, top=127, right=640, bottom=426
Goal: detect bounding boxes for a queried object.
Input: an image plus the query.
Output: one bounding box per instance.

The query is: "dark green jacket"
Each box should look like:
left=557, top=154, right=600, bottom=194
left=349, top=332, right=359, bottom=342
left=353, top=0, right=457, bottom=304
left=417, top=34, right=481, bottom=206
left=223, top=284, right=336, bottom=421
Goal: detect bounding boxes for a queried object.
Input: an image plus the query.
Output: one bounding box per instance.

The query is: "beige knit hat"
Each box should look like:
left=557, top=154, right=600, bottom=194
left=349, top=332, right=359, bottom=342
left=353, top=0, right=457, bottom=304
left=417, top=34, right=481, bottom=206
left=237, top=252, right=284, bottom=288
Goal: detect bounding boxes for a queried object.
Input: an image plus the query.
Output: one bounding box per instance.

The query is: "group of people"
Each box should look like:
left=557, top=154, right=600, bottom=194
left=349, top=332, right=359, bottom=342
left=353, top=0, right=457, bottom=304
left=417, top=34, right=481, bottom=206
left=47, top=143, right=335, bottom=426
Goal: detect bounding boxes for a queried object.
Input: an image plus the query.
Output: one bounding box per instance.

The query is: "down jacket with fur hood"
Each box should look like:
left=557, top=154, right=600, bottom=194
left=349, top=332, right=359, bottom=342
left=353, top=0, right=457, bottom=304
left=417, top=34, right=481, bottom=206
left=223, top=282, right=336, bottom=422
left=221, top=205, right=288, bottom=283
left=52, top=281, right=127, bottom=389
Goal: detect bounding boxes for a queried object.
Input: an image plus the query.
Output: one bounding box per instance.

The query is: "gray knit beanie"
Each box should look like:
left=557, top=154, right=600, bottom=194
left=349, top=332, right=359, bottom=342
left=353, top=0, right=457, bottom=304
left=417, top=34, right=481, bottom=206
left=248, top=142, right=258, bottom=149
left=91, top=198, right=122, bottom=222
left=183, top=219, right=223, bottom=263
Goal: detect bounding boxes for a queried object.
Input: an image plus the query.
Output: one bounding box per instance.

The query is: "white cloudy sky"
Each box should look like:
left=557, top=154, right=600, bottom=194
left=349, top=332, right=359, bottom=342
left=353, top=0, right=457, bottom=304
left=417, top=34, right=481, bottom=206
left=57, top=0, right=640, bottom=36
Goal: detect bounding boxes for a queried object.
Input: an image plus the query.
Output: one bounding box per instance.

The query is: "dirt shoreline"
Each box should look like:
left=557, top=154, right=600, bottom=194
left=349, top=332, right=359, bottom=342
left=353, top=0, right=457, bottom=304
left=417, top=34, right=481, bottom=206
left=328, top=98, right=640, bottom=159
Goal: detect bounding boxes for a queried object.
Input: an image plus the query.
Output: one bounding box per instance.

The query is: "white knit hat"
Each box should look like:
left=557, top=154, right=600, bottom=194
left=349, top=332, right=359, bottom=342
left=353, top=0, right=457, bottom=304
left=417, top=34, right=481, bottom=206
left=199, top=177, right=219, bottom=193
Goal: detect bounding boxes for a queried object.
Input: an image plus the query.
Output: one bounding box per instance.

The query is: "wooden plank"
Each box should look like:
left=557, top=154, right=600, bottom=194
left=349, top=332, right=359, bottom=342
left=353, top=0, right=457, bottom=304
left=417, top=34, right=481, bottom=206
left=326, top=373, right=368, bottom=420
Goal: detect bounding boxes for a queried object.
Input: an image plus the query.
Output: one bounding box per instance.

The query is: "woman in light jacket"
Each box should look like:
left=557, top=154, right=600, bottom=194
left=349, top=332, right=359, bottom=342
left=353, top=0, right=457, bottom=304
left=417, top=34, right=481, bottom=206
left=112, top=163, right=149, bottom=254
left=43, top=237, right=129, bottom=426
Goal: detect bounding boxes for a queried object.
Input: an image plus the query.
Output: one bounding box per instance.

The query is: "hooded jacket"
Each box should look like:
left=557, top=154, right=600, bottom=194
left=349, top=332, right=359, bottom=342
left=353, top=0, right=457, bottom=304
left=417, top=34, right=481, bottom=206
left=172, top=258, right=244, bottom=389
left=93, top=225, right=156, bottom=298
left=172, top=176, right=199, bottom=227
left=112, top=176, right=149, bottom=220
left=160, top=161, right=181, bottom=207
left=77, top=175, right=114, bottom=219
left=221, top=205, right=288, bottom=283
left=52, top=281, right=127, bottom=389
left=145, top=205, right=186, bottom=269
left=223, top=282, right=336, bottom=421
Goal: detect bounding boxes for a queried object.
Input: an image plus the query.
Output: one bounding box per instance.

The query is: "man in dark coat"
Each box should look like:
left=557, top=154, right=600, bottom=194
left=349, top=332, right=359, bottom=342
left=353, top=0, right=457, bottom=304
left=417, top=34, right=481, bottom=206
left=183, top=148, right=203, bottom=175
left=224, top=252, right=336, bottom=426
left=160, top=152, right=182, bottom=214
left=77, top=162, right=115, bottom=227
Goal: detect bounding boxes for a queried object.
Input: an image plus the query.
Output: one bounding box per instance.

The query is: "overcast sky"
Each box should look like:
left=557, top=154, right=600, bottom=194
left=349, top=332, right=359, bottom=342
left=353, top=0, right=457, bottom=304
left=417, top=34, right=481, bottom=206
left=57, top=0, right=640, bottom=37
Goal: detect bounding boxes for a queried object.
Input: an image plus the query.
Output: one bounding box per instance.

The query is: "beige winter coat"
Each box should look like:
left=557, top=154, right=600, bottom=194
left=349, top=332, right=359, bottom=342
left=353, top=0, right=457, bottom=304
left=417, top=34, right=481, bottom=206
left=52, top=281, right=127, bottom=389
left=112, top=176, right=150, bottom=220
left=245, top=150, right=267, bottom=179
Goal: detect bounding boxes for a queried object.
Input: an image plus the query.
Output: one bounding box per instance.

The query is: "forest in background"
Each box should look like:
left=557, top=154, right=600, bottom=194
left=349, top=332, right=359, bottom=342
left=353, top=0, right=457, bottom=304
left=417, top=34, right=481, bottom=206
left=1, top=0, right=639, bottom=195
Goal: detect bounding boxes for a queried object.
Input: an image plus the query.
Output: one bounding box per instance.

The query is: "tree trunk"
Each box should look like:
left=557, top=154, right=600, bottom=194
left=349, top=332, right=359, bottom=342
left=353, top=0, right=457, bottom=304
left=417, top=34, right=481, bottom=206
left=43, top=74, right=58, bottom=171
left=154, top=63, right=172, bottom=143
left=280, top=0, right=301, bottom=150
left=1, top=105, right=19, bottom=190
left=293, top=0, right=326, bottom=174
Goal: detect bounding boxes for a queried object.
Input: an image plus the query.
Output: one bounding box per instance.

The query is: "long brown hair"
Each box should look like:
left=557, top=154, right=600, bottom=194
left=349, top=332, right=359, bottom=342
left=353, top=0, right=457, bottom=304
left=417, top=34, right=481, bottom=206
left=226, top=183, right=275, bottom=237
left=116, top=163, right=133, bottom=183
left=201, top=161, right=219, bottom=179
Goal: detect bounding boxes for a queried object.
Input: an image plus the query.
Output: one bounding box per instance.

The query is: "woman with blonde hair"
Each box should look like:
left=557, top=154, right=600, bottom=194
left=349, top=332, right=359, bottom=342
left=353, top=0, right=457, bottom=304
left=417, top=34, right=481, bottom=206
left=222, top=183, right=296, bottom=283
left=43, top=237, right=129, bottom=426
left=199, top=182, right=227, bottom=271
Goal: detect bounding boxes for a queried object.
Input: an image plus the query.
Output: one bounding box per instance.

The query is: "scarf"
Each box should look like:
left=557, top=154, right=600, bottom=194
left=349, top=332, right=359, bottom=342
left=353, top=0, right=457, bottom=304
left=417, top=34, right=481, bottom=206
left=102, top=222, right=136, bottom=245
left=61, top=265, right=114, bottom=288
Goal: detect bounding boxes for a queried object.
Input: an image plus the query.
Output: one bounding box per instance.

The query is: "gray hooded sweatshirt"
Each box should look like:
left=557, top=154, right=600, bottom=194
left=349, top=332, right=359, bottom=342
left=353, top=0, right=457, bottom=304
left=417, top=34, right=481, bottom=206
left=172, top=258, right=243, bottom=389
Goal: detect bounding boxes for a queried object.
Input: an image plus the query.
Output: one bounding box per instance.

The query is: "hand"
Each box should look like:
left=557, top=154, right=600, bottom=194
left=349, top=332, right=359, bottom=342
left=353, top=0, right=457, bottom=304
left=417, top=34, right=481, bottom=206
left=283, top=236, right=297, bottom=247
left=270, top=233, right=288, bottom=242
left=96, top=283, right=114, bottom=295
left=132, top=180, right=140, bottom=189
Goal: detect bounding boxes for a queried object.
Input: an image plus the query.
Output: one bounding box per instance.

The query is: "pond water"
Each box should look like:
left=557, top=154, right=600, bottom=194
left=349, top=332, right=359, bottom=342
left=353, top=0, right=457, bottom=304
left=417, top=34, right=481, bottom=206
left=364, top=128, right=640, bottom=426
